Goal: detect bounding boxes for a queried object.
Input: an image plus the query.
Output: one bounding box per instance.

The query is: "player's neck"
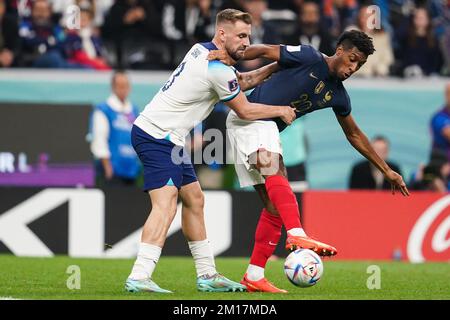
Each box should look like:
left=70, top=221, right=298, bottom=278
left=324, top=55, right=338, bottom=78
left=211, top=38, right=224, bottom=51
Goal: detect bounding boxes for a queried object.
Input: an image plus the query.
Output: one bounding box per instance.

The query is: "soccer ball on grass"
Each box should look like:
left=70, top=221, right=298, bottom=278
left=284, top=248, right=323, bottom=287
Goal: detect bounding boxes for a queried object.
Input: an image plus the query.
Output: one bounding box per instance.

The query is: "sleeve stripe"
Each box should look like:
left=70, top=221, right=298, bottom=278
left=221, top=87, right=241, bottom=102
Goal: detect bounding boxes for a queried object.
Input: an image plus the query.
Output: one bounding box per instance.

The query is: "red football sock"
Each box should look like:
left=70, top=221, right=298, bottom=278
left=249, top=208, right=283, bottom=268
left=265, top=175, right=302, bottom=230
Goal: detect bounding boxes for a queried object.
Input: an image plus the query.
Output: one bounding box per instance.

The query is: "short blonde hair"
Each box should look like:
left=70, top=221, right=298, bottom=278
left=216, top=8, right=252, bottom=26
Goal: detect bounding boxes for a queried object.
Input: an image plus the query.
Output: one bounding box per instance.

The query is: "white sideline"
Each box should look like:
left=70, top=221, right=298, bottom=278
left=0, top=296, right=22, bottom=300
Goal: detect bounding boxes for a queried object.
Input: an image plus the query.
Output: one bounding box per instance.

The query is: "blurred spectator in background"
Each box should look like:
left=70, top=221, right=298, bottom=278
left=219, top=0, right=245, bottom=11
left=346, top=4, right=394, bottom=77
left=196, top=0, right=216, bottom=41
left=1, top=0, right=450, bottom=74
left=388, top=0, right=416, bottom=32
left=283, top=0, right=335, bottom=56
left=410, top=149, right=450, bottom=192
left=102, top=0, right=167, bottom=69
left=395, top=6, right=443, bottom=77
left=0, top=0, right=19, bottom=68
left=349, top=135, right=402, bottom=190
left=243, top=0, right=277, bottom=44
left=322, top=0, right=358, bottom=39
left=430, top=83, right=450, bottom=162
left=266, top=0, right=299, bottom=11
left=19, top=0, right=72, bottom=68
left=90, top=71, right=141, bottom=186
left=162, top=0, right=215, bottom=44
left=6, top=0, right=32, bottom=19
left=238, top=0, right=281, bottom=71
left=18, top=0, right=74, bottom=68
left=52, top=0, right=113, bottom=27
left=428, top=0, right=450, bottom=76
left=162, top=0, right=216, bottom=67
left=64, top=4, right=111, bottom=70
left=370, top=0, right=393, bottom=35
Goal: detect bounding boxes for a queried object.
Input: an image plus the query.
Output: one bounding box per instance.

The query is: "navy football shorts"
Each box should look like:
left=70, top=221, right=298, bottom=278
left=131, top=125, right=197, bottom=192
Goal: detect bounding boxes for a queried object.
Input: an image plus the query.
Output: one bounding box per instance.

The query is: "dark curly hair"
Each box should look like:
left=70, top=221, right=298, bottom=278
left=337, top=30, right=376, bottom=57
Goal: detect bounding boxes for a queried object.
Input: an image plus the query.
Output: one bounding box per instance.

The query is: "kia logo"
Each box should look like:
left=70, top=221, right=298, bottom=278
left=407, top=195, right=450, bottom=263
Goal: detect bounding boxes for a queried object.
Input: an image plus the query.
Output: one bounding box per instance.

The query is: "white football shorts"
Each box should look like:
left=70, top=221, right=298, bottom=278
left=226, top=110, right=283, bottom=188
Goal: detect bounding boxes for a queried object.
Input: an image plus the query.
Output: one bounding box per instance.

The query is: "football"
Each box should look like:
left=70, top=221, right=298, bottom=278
left=284, top=249, right=324, bottom=287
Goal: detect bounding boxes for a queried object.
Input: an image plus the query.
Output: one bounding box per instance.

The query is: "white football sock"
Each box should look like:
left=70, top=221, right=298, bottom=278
left=128, top=243, right=161, bottom=280
left=188, top=239, right=217, bottom=278
left=246, top=264, right=265, bottom=281
left=287, top=228, right=307, bottom=237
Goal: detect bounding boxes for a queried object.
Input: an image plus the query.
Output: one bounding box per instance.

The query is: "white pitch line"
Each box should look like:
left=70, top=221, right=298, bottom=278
left=0, top=296, right=22, bottom=300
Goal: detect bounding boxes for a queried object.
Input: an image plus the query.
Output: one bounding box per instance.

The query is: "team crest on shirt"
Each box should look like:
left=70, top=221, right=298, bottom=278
left=191, top=48, right=201, bottom=58
left=228, top=79, right=239, bottom=92
left=314, top=81, right=325, bottom=94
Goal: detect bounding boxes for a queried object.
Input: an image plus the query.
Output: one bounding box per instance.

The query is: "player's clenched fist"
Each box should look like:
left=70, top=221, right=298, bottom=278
left=280, top=107, right=296, bottom=126
left=207, top=49, right=235, bottom=65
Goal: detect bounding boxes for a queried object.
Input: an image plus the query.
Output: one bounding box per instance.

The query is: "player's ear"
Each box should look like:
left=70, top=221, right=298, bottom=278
left=335, top=45, right=344, bottom=56
left=217, top=26, right=227, bottom=42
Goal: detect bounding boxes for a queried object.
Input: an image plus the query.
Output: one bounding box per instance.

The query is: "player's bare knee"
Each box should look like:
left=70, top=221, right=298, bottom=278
left=254, top=150, right=282, bottom=176
left=183, top=191, right=205, bottom=214
left=180, top=182, right=205, bottom=209
left=256, top=149, right=273, bottom=168
left=194, top=192, right=205, bottom=210
left=265, top=156, right=286, bottom=178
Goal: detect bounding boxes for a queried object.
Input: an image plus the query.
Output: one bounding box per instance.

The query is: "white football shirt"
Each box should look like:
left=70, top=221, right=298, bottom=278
left=134, top=42, right=240, bottom=146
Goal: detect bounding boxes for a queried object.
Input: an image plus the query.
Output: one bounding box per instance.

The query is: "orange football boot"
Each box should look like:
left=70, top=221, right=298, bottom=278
left=285, top=235, right=338, bottom=257
left=240, top=274, right=288, bottom=293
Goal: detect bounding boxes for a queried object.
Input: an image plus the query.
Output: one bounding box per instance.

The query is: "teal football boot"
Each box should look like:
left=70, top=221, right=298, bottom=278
left=197, top=273, right=247, bottom=292
left=125, top=278, right=172, bottom=293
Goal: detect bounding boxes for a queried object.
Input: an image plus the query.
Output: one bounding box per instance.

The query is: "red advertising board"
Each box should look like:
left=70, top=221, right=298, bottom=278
left=302, top=191, right=450, bottom=262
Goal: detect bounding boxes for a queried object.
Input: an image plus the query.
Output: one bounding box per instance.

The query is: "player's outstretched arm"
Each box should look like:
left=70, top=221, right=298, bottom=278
left=242, top=44, right=281, bottom=61
left=237, top=62, right=280, bottom=91
left=207, top=44, right=281, bottom=65
left=336, top=114, right=410, bottom=196
left=225, top=91, right=295, bottom=125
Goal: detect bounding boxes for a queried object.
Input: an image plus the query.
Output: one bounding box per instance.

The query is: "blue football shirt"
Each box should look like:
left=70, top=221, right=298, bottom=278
left=247, top=44, right=352, bottom=131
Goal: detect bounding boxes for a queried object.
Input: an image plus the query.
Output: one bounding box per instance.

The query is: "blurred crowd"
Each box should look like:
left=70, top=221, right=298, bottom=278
left=0, top=0, right=448, bottom=76
left=413, top=82, right=450, bottom=192
left=347, top=83, right=450, bottom=193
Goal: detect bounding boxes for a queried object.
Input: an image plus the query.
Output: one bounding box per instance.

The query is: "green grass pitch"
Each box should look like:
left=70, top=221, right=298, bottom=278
left=0, top=255, right=449, bottom=300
